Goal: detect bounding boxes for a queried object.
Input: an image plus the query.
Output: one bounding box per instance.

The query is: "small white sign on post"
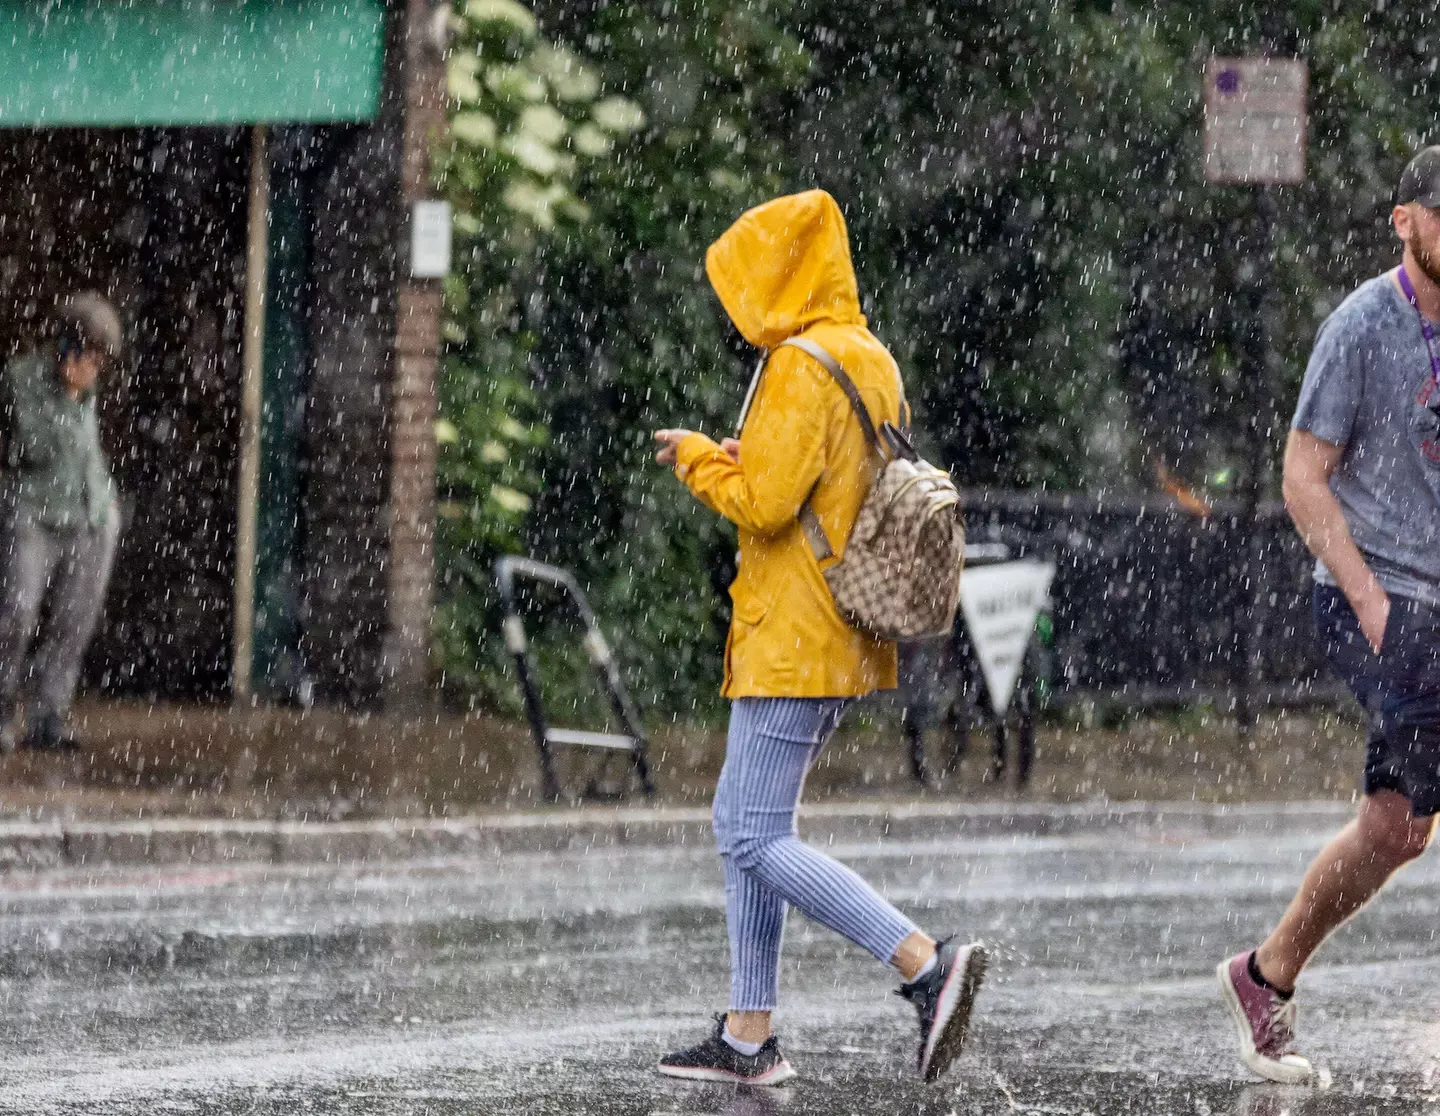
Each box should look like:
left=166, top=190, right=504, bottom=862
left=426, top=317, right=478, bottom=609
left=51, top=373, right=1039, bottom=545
left=411, top=199, right=452, bottom=278
left=1203, top=57, right=1307, bottom=184
left=959, top=560, right=1056, bottom=716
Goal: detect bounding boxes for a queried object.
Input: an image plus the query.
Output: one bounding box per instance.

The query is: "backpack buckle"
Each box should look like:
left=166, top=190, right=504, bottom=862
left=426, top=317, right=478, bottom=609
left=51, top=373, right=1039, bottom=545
left=879, top=421, right=918, bottom=463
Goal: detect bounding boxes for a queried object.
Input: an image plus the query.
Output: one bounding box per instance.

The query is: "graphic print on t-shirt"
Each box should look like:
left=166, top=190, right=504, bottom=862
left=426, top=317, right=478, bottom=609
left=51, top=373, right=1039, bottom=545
left=1413, top=375, right=1440, bottom=466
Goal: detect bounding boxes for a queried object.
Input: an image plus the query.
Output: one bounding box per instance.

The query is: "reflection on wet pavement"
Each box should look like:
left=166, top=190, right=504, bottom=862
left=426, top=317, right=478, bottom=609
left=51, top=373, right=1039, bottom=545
left=0, top=810, right=1436, bottom=1112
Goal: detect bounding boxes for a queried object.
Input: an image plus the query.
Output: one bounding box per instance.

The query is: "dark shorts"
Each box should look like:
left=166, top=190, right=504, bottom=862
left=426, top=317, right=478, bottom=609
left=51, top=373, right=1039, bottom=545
left=1315, top=585, right=1440, bottom=815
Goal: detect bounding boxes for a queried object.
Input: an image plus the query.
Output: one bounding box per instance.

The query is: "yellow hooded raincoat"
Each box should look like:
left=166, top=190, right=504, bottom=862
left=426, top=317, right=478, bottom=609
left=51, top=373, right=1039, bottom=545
left=675, top=190, right=901, bottom=698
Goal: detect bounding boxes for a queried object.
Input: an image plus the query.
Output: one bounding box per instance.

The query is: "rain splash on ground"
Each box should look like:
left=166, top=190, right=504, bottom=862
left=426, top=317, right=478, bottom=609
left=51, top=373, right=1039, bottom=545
left=0, top=804, right=1435, bottom=1114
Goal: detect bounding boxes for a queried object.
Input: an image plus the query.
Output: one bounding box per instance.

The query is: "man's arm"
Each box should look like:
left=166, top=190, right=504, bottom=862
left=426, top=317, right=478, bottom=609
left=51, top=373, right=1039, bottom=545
left=1282, top=428, right=1389, bottom=651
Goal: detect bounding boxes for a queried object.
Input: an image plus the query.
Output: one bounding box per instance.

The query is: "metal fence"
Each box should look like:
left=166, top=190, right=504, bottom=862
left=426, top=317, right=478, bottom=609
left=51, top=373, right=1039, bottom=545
left=960, top=489, right=1348, bottom=712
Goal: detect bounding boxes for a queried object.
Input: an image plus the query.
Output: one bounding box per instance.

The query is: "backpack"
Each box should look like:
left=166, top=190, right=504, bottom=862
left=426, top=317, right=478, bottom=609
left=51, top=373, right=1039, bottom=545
left=764, top=336, right=966, bottom=642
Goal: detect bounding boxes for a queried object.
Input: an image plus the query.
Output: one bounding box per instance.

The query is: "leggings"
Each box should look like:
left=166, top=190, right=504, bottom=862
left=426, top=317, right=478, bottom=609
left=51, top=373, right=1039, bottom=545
left=712, top=696, right=921, bottom=1012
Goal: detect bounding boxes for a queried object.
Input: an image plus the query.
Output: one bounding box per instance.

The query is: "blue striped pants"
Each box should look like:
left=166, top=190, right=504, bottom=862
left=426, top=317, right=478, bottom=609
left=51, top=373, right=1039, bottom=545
left=712, top=697, right=921, bottom=1012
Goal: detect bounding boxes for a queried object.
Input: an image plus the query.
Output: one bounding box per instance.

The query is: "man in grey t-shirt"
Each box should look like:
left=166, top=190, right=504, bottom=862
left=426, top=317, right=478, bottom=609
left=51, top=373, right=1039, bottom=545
left=1217, top=148, right=1440, bottom=1084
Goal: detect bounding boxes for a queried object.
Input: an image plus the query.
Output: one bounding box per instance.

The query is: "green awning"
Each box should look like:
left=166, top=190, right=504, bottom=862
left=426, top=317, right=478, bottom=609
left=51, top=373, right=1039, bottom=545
left=0, top=1, right=385, bottom=127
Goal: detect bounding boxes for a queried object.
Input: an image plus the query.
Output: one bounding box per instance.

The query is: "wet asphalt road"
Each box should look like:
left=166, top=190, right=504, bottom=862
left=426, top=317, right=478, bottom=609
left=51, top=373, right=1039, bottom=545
left=0, top=807, right=1437, bottom=1113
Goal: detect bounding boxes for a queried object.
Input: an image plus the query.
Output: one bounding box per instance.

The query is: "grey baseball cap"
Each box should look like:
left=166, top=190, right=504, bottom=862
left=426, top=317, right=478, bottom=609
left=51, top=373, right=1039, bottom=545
left=1398, top=146, right=1440, bottom=208
left=55, top=291, right=123, bottom=359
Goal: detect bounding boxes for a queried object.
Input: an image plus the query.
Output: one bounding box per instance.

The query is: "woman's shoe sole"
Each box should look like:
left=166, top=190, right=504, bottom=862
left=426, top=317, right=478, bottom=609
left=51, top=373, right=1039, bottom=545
left=920, top=942, right=988, bottom=1082
left=656, top=1061, right=797, bottom=1086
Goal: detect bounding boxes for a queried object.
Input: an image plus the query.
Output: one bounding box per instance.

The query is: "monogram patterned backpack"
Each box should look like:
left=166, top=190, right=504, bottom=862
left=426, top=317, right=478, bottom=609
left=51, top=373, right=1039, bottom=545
left=773, top=336, right=965, bottom=641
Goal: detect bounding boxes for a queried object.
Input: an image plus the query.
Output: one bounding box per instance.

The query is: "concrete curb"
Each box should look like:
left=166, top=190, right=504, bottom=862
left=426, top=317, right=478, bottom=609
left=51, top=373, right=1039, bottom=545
left=0, top=799, right=1358, bottom=870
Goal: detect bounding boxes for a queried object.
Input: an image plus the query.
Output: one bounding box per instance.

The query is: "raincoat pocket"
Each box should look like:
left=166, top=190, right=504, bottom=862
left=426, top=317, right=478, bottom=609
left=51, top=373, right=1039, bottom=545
left=732, top=597, right=768, bottom=627
left=725, top=596, right=769, bottom=684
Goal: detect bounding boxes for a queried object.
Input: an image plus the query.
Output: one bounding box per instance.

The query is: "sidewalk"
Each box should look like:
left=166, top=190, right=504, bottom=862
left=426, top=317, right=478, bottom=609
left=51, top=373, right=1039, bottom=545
left=0, top=798, right=1358, bottom=872
left=0, top=698, right=1367, bottom=869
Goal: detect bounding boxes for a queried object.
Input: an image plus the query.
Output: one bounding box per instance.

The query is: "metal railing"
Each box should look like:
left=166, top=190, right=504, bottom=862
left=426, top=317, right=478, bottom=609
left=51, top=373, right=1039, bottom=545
left=958, top=489, right=1345, bottom=710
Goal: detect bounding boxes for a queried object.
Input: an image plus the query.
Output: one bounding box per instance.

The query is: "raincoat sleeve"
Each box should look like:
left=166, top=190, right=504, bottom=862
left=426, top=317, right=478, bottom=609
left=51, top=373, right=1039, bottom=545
left=674, top=347, right=829, bottom=535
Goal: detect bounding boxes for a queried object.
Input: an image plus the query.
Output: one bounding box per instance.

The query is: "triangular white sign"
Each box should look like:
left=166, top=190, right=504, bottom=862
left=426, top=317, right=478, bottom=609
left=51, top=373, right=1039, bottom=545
left=958, top=561, right=1056, bottom=715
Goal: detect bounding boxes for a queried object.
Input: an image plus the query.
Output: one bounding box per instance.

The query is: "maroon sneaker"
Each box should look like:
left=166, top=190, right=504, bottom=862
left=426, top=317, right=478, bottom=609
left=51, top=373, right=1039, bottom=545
left=1216, top=952, right=1312, bottom=1084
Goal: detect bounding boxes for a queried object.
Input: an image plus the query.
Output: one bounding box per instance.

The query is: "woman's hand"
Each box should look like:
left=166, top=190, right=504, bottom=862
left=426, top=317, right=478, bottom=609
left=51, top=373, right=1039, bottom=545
left=720, top=437, right=741, bottom=462
left=653, top=429, right=694, bottom=466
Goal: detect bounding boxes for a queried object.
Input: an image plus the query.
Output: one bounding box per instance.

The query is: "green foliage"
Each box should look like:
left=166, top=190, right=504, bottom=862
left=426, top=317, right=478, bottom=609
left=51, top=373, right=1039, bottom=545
left=436, top=0, right=1440, bottom=719
left=435, top=0, right=806, bottom=715
left=746, top=1, right=1438, bottom=493
left=505, top=1, right=811, bottom=720
left=434, top=0, right=645, bottom=706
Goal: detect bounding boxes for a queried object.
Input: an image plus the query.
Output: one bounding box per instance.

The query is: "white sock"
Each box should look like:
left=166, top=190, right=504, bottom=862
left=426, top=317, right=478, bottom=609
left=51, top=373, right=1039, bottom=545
left=722, top=1024, right=764, bottom=1057
left=908, top=953, right=939, bottom=983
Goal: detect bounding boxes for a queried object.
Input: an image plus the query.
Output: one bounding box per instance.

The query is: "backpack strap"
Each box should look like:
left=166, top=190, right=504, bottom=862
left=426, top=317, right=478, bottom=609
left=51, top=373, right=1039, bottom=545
left=779, top=337, right=882, bottom=452
left=777, top=336, right=900, bottom=565
left=798, top=502, right=835, bottom=562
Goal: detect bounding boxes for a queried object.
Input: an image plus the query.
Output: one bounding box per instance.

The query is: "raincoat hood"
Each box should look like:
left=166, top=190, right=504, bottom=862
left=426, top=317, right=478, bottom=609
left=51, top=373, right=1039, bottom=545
left=705, top=189, right=866, bottom=351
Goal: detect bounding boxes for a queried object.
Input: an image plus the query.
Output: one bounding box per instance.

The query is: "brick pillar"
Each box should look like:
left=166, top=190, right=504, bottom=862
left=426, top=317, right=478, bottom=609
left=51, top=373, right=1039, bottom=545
left=381, top=0, right=446, bottom=710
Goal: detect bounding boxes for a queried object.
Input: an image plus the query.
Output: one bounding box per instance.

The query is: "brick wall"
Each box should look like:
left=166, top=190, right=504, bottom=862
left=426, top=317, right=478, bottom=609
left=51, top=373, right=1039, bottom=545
left=381, top=285, right=440, bottom=707
left=379, top=0, right=445, bottom=709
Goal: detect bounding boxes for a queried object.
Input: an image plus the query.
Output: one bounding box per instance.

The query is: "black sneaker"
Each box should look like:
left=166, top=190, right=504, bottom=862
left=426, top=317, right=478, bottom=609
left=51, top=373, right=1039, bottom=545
left=896, top=938, right=988, bottom=1082
left=657, top=1014, right=796, bottom=1086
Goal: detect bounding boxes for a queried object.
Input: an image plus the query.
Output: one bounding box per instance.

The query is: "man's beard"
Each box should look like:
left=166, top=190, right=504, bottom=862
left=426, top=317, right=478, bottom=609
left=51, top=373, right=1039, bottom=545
left=1407, top=228, right=1440, bottom=286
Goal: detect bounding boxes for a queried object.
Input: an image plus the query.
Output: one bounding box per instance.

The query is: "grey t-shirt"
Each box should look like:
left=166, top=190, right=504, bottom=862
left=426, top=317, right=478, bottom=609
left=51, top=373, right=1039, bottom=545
left=1292, top=271, right=1440, bottom=607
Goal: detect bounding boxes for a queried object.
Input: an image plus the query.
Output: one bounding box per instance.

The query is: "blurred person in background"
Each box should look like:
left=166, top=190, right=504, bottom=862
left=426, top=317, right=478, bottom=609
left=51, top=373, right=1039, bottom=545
left=0, top=291, right=123, bottom=751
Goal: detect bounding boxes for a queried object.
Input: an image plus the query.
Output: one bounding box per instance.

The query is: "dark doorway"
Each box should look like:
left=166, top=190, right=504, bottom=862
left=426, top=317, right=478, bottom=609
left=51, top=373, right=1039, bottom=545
left=0, top=127, right=248, bottom=700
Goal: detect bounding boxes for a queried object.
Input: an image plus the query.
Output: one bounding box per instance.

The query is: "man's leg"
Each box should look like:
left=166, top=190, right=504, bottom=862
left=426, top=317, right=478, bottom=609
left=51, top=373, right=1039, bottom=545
left=1219, top=589, right=1440, bottom=1083
left=1255, top=588, right=1438, bottom=988
left=30, top=512, right=118, bottom=728
left=1256, top=592, right=1440, bottom=986
left=0, top=512, right=56, bottom=718
left=1255, top=789, right=1433, bottom=991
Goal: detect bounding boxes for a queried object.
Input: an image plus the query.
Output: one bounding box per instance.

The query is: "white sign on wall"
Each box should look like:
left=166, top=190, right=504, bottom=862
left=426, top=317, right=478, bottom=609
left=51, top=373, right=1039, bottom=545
left=959, top=560, right=1056, bottom=715
left=1203, top=57, right=1307, bottom=185
left=411, top=199, right=452, bottom=278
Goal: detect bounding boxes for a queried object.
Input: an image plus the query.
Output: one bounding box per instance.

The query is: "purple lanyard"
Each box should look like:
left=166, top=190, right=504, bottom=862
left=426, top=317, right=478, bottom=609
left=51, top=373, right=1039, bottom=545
left=1397, top=265, right=1440, bottom=409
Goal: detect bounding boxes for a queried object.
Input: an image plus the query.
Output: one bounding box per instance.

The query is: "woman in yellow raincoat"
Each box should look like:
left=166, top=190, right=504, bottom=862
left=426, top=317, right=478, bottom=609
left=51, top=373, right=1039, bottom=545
left=653, top=190, right=986, bottom=1086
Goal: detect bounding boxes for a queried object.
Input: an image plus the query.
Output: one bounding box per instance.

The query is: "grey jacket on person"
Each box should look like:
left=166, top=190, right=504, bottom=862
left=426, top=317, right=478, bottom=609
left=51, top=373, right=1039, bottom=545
left=1, top=344, right=115, bottom=531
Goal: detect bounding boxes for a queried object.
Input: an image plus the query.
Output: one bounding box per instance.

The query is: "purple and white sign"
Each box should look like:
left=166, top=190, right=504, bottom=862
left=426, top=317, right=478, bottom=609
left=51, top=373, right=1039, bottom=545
left=1203, top=57, right=1307, bottom=185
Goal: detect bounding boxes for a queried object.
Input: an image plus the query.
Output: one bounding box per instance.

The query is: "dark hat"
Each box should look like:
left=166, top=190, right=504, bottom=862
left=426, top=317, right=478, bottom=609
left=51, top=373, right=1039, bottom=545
left=1397, top=146, right=1440, bottom=208
left=55, top=291, right=123, bottom=359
